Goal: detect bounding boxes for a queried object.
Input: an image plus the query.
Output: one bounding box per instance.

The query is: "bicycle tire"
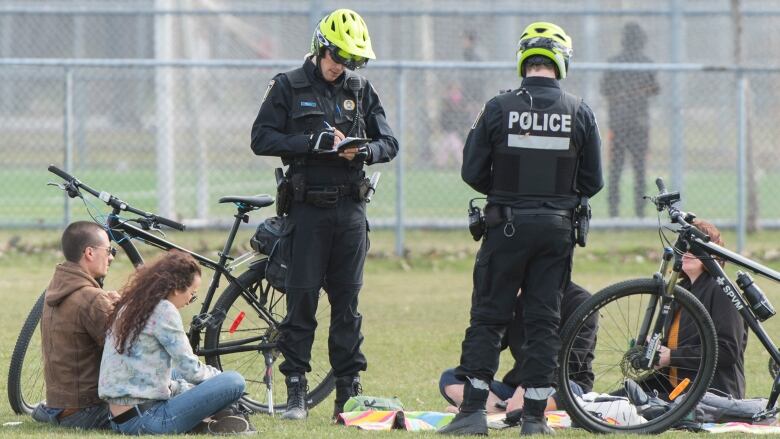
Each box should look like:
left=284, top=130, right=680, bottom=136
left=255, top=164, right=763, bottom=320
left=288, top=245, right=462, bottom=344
left=8, top=291, right=46, bottom=415
left=558, top=278, right=717, bottom=434
left=203, top=262, right=335, bottom=413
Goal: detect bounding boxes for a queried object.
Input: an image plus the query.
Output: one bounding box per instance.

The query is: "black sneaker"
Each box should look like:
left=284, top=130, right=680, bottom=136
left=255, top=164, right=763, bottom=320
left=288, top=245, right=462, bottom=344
left=436, top=410, right=488, bottom=436
left=207, top=415, right=250, bottom=434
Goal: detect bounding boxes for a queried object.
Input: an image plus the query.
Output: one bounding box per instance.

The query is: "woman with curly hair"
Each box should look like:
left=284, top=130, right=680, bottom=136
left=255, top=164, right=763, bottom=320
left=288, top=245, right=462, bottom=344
left=98, top=250, right=250, bottom=434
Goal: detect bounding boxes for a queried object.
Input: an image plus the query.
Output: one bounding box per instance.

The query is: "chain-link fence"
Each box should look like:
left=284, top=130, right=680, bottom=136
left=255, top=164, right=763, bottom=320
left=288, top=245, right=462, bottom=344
left=3, top=0, right=780, bottom=252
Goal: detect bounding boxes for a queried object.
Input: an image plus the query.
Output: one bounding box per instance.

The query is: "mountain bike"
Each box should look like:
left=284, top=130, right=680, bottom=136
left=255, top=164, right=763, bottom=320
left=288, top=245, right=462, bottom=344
left=8, top=165, right=335, bottom=416
left=558, top=178, right=780, bottom=434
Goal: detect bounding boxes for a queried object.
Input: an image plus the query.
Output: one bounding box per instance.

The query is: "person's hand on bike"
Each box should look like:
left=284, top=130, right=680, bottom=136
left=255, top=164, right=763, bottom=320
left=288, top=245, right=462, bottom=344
left=654, top=345, right=671, bottom=368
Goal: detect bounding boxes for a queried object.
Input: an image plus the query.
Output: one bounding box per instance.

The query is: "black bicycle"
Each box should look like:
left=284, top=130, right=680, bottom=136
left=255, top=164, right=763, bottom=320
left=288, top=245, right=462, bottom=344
left=8, top=165, right=335, bottom=416
left=558, top=178, right=780, bottom=434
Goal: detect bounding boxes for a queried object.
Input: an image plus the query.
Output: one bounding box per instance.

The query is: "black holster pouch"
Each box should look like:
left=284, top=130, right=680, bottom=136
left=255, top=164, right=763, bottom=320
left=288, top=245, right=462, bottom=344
left=574, top=196, right=591, bottom=247
left=275, top=168, right=292, bottom=216
left=355, top=178, right=371, bottom=202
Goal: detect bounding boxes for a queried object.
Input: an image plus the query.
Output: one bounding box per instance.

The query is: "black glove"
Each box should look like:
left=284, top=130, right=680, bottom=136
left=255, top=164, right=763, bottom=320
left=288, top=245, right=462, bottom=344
left=353, top=145, right=371, bottom=162
left=309, top=129, right=335, bottom=151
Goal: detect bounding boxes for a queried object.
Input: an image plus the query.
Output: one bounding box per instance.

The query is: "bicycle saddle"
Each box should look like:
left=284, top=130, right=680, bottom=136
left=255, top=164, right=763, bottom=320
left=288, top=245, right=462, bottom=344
left=218, top=195, right=274, bottom=209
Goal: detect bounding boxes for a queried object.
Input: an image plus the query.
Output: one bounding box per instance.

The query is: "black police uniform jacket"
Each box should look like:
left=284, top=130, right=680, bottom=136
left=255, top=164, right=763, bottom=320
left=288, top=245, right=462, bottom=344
left=462, top=76, right=603, bottom=209
left=251, top=56, right=398, bottom=185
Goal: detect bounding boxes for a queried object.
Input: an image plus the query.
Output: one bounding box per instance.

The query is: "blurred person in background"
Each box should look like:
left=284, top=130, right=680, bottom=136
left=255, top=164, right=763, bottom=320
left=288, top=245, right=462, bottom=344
left=250, top=8, right=398, bottom=421
left=32, top=221, right=117, bottom=430
left=439, top=21, right=602, bottom=436
left=601, top=22, right=660, bottom=218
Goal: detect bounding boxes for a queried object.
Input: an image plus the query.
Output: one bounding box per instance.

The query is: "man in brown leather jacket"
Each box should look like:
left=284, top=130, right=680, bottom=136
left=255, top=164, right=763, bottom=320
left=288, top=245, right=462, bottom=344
left=32, top=221, right=118, bottom=429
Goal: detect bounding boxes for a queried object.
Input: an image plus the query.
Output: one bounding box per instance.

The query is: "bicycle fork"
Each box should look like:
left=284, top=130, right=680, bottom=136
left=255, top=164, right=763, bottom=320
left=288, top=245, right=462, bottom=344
left=634, top=248, right=678, bottom=371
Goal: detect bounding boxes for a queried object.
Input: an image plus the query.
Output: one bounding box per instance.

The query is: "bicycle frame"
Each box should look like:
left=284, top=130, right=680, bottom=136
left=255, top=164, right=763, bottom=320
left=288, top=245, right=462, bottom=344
left=105, top=206, right=278, bottom=358
left=635, top=224, right=780, bottom=418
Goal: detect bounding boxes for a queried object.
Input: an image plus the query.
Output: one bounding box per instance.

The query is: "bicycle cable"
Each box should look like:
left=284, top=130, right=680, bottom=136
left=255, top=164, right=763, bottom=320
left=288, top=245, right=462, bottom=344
left=656, top=212, right=722, bottom=263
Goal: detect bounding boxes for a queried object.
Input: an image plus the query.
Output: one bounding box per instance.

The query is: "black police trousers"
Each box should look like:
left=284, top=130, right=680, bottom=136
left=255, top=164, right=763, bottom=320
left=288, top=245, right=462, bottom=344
left=277, top=198, right=368, bottom=378
left=455, top=212, right=574, bottom=388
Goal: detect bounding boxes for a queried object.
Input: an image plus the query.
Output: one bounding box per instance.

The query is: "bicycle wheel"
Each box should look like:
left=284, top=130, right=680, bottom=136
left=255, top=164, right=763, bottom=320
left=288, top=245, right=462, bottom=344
left=558, top=278, right=717, bottom=434
left=8, top=291, right=46, bottom=415
left=203, top=261, right=335, bottom=413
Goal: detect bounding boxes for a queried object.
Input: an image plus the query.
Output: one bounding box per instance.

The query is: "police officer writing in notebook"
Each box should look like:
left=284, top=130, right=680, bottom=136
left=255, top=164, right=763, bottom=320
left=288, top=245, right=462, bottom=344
left=439, top=22, right=602, bottom=436
left=250, top=9, right=398, bottom=421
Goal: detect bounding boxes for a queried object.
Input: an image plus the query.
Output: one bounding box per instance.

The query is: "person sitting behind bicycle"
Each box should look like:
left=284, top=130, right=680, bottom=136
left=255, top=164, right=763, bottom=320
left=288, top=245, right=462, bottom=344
left=439, top=281, right=598, bottom=416
left=32, top=221, right=118, bottom=429
left=628, top=219, right=748, bottom=404
left=98, top=250, right=252, bottom=435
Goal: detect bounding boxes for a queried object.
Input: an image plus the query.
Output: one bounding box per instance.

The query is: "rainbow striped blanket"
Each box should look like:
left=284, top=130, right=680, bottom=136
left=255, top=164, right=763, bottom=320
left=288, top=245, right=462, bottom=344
left=337, top=411, right=454, bottom=431
left=340, top=410, right=780, bottom=434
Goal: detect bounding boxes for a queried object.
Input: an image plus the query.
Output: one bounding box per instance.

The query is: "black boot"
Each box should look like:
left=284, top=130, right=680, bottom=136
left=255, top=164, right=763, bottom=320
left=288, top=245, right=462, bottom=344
left=333, top=375, right=362, bottom=420
left=437, top=378, right=489, bottom=436
left=520, top=397, right=554, bottom=435
left=281, top=375, right=308, bottom=420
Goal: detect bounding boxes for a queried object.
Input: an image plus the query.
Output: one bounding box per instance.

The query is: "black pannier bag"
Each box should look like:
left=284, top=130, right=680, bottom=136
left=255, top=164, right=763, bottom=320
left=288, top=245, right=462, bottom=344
left=250, top=216, right=291, bottom=292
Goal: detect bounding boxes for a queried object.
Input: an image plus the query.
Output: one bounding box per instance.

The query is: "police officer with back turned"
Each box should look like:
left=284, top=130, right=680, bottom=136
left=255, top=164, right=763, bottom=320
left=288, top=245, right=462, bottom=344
left=438, top=22, right=602, bottom=436
left=250, top=8, right=398, bottom=421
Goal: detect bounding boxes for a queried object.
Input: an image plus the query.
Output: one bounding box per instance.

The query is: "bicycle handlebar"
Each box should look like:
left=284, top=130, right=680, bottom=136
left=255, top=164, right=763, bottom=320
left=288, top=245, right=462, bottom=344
left=48, top=164, right=186, bottom=231
left=651, top=176, right=710, bottom=243
left=655, top=177, right=667, bottom=194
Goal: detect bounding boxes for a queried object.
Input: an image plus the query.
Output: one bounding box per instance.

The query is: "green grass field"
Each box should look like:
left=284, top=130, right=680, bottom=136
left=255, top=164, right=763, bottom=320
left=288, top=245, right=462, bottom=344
left=1, top=228, right=780, bottom=438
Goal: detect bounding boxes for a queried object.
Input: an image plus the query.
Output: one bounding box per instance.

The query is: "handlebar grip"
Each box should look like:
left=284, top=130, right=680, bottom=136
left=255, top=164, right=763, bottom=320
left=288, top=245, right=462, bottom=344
left=655, top=177, right=667, bottom=194
left=154, top=215, right=186, bottom=231
left=48, top=164, right=75, bottom=181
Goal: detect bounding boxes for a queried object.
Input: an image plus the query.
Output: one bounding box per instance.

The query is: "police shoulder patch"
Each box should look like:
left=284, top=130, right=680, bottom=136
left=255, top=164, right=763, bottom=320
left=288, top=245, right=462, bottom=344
left=471, top=104, right=486, bottom=130
left=261, top=79, right=275, bottom=103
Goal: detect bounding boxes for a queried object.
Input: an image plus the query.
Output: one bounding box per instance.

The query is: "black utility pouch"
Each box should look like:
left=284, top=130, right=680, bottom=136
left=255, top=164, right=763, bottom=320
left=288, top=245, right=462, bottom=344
left=574, top=197, right=591, bottom=247
left=275, top=168, right=292, bottom=216
left=468, top=198, right=488, bottom=241
left=306, top=187, right=340, bottom=208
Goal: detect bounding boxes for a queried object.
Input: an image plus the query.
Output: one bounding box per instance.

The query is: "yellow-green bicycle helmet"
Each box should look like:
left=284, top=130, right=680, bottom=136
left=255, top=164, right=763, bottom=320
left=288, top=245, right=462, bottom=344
left=516, top=22, right=573, bottom=79
left=311, top=9, right=376, bottom=70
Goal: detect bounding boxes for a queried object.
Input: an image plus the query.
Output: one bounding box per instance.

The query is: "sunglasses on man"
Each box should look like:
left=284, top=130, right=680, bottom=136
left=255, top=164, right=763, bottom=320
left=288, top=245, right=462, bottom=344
left=90, top=245, right=117, bottom=257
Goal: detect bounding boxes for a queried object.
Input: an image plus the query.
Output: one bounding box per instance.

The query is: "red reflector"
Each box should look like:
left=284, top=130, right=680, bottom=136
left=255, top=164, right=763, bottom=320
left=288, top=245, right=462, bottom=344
left=229, top=311, right=246, bottom=334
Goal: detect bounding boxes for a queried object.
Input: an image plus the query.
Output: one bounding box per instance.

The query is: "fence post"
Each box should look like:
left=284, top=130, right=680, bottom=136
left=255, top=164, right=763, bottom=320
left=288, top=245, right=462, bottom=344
left=669, top=0, right=685, bottom=195
left=736, top=73, right=747, bottom=252
left=154, top=0, right=175, bottom=219
left=63, top=67, right=74, bottom=227
left=395, top=68, right=406, bottom=257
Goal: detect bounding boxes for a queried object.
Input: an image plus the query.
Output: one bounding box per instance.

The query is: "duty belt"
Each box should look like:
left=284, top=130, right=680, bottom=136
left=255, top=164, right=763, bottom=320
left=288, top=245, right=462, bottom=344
left=510, top=208, right=572, bottom=219
left=302, top=184, right=356, bottom=208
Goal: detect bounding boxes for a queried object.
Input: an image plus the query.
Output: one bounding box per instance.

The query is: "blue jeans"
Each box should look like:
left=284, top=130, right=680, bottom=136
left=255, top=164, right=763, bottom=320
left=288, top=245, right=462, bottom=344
left=32, top=403, right=111, bottom=430
left=110, top=371, right=245, bottom=435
